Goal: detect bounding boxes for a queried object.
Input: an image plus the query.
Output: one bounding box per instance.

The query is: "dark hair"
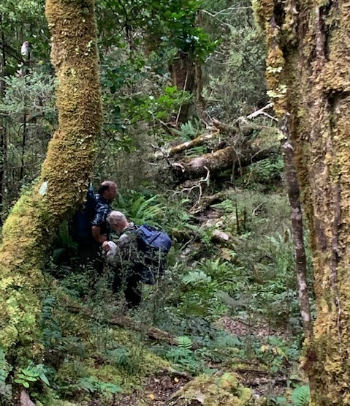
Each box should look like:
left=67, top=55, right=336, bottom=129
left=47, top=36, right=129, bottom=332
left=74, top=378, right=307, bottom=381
left=98, top=183, right=111, bottom=195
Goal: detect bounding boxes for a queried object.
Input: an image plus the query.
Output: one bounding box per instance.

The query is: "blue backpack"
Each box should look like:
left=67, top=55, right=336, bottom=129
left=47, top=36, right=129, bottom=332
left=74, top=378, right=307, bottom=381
left=69, top=186, right=97, bottom=243
left=135, top=224, right=172, bottom=284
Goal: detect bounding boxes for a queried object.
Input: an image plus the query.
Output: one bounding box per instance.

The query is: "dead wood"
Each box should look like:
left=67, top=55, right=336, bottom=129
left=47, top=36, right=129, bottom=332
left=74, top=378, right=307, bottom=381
left=171, top=144, right=279, bottom=181
left=190, top=191, right=227, bottom=214
left=67, top=305, right=199, bottom=350
left=238, top=103, right=277, bottom=123
left=167, top=129, right=220, bottom=157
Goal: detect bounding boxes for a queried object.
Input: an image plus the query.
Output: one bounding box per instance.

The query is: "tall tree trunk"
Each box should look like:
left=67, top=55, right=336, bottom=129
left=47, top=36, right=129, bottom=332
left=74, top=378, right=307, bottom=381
left=0, top=13, right=6, bottom=224
left=19, top=41, right=31, bottom=182
left=170, top=51, right=196, bottom=124
left=256, top=1, right=350, bottom=404
left=0, top=0, right=102, bottom=370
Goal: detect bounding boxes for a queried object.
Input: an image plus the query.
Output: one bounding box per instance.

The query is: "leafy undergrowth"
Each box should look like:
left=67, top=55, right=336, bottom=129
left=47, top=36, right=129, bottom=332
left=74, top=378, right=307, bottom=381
left=0, top=188, right=313, bottom=406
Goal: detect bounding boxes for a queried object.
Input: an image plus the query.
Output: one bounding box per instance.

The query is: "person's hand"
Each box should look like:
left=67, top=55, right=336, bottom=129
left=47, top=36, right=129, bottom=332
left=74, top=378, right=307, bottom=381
left=102, top=241, right=111, bottom=252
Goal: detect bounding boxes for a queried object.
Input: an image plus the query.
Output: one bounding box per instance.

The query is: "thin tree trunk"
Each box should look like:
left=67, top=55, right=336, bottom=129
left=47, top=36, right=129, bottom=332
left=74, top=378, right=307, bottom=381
left=0, top=0, right=102, bottom=376
left=19, top=41, right=31, bottom=182
left=0, top=13, right=6, bottom=224
left=19, top=112, right=27, bottom=181
left=170, top=51, right=196, bottom=124
left=281, top=114, right=313, bottom=342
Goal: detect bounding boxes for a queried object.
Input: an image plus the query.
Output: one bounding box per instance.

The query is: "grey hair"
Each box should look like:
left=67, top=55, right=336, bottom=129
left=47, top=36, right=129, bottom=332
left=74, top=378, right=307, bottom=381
left=107, top=210, right=127, bottom=225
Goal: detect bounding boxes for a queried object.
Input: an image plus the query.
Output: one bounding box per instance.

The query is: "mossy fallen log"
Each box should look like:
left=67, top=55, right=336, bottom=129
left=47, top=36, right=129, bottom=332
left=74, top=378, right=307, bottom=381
left=171, top=145, right=279, bottom=181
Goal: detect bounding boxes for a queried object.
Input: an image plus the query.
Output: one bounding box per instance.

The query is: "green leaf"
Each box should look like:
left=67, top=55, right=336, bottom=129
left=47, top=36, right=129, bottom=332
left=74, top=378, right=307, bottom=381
left=39, top=373, right=50, bottom=386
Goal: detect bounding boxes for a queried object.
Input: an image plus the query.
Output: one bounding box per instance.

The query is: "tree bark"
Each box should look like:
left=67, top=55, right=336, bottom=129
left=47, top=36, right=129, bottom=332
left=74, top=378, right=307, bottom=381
left=281, top=114, right=313, bottom=342
left=170, top=51, right=196, bottom=124
left=0, top=0, right=102, bottom=370
left=257, top=1, right=350, bottom=403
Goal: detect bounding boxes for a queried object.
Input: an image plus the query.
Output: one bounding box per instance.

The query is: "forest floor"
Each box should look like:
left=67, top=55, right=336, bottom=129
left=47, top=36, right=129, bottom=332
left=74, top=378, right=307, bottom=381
left=112, top=317, right=293, bottom=405
left=47, top=187, right=308, bottom=406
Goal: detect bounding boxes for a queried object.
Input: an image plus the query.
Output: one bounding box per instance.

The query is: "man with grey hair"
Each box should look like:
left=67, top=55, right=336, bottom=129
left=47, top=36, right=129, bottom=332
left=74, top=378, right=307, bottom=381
left=103, top=211, right=143, bottom=307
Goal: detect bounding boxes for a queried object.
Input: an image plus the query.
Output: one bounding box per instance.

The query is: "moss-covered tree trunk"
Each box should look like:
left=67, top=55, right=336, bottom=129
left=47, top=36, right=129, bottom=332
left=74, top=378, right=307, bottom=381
left=0, top=0, right=102, bottom=366
left=256, top=0, right=350, bottom=404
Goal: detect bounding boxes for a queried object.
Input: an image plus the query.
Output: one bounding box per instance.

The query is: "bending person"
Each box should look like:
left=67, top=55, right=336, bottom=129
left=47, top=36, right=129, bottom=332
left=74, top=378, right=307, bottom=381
left=103, top=211, right=143, bottom=308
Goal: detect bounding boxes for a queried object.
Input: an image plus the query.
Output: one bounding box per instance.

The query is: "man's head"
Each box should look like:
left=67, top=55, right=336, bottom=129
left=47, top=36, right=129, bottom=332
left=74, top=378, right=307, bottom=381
left=98, top=181, right=117, bottom=202
left=107, top=211, right=129, bottom=235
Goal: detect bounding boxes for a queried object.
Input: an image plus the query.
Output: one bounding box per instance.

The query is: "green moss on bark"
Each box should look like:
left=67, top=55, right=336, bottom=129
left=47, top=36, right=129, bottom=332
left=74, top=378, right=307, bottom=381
left=258, top=0, right=350, bottom=404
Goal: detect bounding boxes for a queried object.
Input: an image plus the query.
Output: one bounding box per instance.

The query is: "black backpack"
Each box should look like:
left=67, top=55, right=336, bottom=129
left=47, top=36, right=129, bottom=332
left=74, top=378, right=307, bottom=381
left=69, top=186, right=97, bottom=243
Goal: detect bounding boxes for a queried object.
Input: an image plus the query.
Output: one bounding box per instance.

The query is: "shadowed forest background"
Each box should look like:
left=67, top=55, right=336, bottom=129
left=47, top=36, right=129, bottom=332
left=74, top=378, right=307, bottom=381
left=0, top=0, right=325, bottom=405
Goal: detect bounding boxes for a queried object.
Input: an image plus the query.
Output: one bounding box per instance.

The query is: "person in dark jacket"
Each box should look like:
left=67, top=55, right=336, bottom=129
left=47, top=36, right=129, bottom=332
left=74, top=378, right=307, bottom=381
left=91, top=181, right=118, bottom=243
left=86, top=181, right=117, bottom=275
left=76, top=181, right=117, bottom=272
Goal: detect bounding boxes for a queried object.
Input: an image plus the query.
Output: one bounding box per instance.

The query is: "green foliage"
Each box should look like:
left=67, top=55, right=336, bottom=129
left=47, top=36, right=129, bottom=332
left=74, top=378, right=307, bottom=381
left=176, top=335, right=193, bottom=349
left=203, top=0, right=267, bottom=120
left=99, top=0, right=217, bottom=62
left=0, top=348, right=12, bottom=400
left=244, top=157, right=284, bottom=185
left=76, top=376, right=122, bottom=396
left=175, top=120, right=203, bottom=141
left=182, top=270, right=212, bottom=285
left=275, top=385, right=310, bottom=406
left=0, top=72, right=55, bottom=117
left=106, top=344, right=145, bottom=376
left=291, top=385, right=310, bottom=406
left=14, top=362, right=50, bottom=388
left=116, top=191, right=167, bottom=227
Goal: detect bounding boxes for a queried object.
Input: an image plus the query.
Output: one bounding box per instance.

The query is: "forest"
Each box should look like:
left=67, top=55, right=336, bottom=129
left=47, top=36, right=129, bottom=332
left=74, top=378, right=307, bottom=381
left=0, top=0, right=349, bottom=405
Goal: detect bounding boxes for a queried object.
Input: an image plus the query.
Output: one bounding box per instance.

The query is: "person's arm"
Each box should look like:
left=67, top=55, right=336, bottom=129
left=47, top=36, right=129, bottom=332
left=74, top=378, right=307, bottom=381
left=92, top=226, right=107, bottom=243
left=102, top=241, right=117, bottom=264
left=91, top=203, right=109, bottom=243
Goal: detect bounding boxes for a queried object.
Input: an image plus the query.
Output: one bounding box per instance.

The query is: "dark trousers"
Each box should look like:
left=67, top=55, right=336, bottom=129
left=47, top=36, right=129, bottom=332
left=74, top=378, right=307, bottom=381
left=77, top=240, right=104, bottom=272
left=77, top=240, right=105, bottom=293
left=112, top=267, right=142, bottom=308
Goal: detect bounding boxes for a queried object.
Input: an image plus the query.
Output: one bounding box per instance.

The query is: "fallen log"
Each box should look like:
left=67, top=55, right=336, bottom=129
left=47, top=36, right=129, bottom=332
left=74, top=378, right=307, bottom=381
left=155, top=129, right=221, bottom=158
left=190, top=191, right=227, bottom=214
left=169, top=129, right=220, bottom=156
left=67, top=305, right=199, bottom=350
left=171, top=145, right=279, bottom=181
left=172, top=147, right=237, bottom=180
